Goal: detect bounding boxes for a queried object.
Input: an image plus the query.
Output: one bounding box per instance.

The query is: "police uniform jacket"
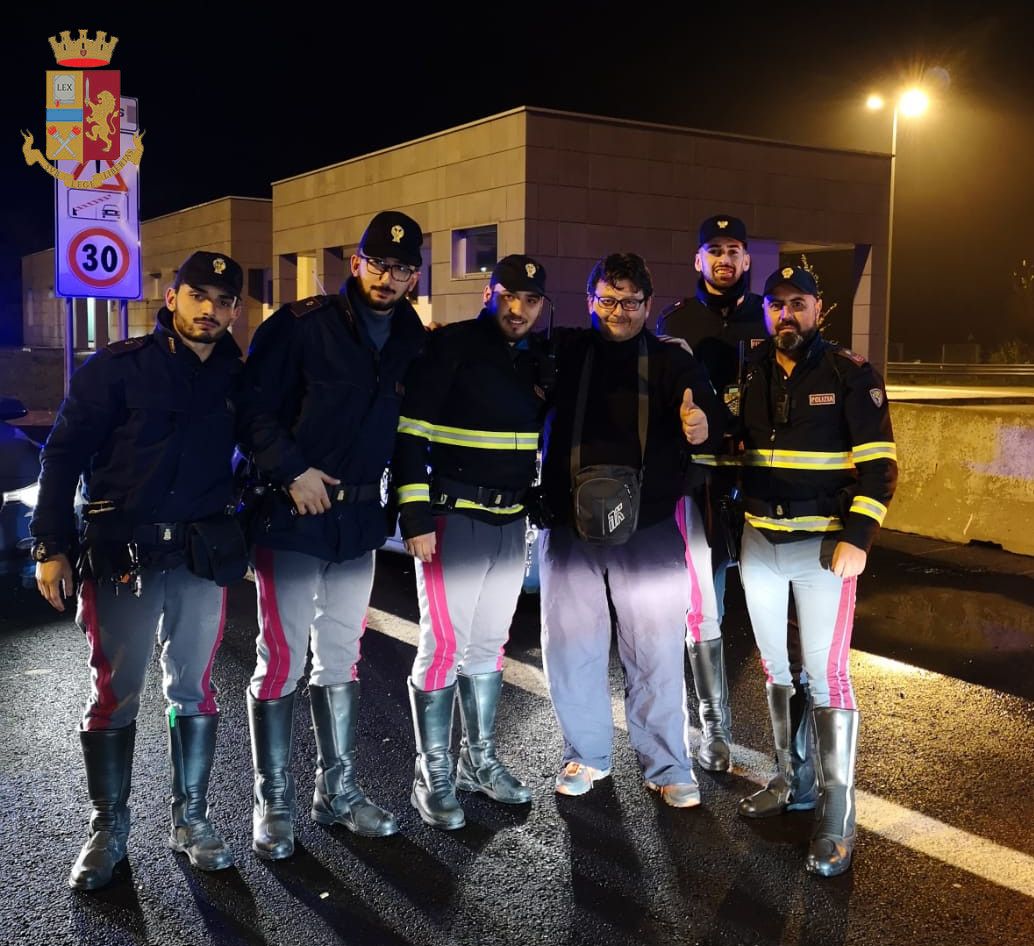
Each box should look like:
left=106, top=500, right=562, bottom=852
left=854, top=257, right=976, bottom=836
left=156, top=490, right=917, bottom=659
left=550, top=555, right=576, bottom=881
left=540, top=327, right=723, bottom=531
left=738, top=333, right=897, bottom=553
left=30, top=308, right=242, bottom=555
left=656, top=283, right=767, bottom=395
left=393, top=311, right=548, bottom=539
left=237, top=278, right=425, bottom=562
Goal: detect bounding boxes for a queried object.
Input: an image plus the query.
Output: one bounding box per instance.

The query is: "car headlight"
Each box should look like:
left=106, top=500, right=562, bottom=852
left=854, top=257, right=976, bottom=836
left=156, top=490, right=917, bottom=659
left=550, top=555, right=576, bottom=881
left=2, top=482, right=40, bottom=509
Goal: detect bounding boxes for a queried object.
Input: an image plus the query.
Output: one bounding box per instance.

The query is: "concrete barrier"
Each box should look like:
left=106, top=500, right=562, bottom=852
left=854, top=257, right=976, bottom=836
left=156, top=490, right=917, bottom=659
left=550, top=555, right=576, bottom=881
left=886, top=401, right=1034, bottom=557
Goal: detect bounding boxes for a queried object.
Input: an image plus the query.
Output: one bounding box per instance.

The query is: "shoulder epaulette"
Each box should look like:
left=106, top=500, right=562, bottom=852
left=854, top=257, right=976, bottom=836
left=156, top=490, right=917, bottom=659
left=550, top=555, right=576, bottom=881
left=107, top=335, right=151, bottom=355
left=288, top=295, right=331, bottom=318
left=658, top=299, right=687, bottom=320
left=832, top=346, right=868, bottom=367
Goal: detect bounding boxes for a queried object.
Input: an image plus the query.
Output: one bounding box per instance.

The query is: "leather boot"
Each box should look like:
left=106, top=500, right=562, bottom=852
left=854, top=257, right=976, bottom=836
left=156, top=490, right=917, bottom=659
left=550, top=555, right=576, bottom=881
left=69, top=723, right=135, bottom=890
left=687, top=637, right=733, bottom=772
left=248, top=690, right=296, bottom=860
left=806, top=708, right=859, bottom=877
left=167, top=713, right=233, bottom=871
left=454, top=672, right=532, bottom=804
left=738, top=683, right=819, bottom=818
left=309, top=682, right=398, bottom=836
left=408, top=678, right=465, bottom=830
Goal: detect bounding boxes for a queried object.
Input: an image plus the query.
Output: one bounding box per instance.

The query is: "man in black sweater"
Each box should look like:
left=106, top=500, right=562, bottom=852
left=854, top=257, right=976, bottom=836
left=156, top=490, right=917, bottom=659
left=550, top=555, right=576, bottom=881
left=540, top=253, right=723, bottom=807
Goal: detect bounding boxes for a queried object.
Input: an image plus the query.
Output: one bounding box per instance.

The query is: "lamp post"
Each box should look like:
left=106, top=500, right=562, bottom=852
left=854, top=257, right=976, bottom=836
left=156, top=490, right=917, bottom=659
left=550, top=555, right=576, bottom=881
left=866, top=87, right=929, bottom=371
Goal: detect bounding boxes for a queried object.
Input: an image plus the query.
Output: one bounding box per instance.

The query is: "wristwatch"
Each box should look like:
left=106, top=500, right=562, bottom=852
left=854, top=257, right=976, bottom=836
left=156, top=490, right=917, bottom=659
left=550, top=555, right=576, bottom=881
left=30, top=540, right=60, bottom=563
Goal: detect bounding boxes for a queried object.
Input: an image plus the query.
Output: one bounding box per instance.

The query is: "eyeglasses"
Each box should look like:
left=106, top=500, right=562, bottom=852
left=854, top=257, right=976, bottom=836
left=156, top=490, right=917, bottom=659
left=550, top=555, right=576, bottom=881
left=593, top=293, right=645, bottom=312
left=361, top=254, right=418, bottom=281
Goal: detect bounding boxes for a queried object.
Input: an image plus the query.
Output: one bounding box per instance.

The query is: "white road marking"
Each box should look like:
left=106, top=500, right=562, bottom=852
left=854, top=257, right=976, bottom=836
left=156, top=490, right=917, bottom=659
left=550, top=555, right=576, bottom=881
left=368, top=606, right=1034, bottom=900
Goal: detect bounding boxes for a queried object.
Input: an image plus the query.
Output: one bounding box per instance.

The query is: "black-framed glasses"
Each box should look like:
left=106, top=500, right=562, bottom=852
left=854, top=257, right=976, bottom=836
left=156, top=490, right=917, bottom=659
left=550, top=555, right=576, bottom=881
left=593, top=293, right=645, bottom=312
left=360, top=254, right=418, bottom=281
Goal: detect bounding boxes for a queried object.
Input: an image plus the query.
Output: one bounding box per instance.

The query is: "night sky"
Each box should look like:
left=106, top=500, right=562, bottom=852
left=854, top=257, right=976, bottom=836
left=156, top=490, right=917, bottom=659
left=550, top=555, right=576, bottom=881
left=5, top=4, right=1033, bottom=359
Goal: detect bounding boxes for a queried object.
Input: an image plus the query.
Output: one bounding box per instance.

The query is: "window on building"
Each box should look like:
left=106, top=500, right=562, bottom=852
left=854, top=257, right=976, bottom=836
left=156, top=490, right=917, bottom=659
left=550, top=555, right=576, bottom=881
left=452, top=225, right=497, bottom=278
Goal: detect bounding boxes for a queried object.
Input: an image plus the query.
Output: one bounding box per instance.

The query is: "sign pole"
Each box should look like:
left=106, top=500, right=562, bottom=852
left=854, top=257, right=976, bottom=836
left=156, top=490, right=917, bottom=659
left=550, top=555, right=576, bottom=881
left=118, top=298, right=128, bottom=340
left=64, top=297, right=75, bottom=395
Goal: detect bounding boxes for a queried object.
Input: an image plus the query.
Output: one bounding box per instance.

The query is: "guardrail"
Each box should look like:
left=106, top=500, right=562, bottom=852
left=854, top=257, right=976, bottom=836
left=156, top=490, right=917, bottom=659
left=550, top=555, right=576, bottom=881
left=888, top=362, right=1034, bottom=379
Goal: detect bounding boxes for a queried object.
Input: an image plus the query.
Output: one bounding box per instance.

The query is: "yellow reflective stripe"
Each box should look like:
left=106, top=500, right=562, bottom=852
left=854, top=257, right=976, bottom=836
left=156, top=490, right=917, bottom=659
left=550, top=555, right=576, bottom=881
left=691, top=454, right=747, bottom=467
left=742, top=449, right=854, bottom=470
left=852, top=441, right=897, bottom=463
left=745, top=513, right=843, bottom=533
left=453, top=499, right=525, bottom=515
left=849, top=495, right=888, bottom=525
left=397, top=483, right=430, bottom=505
left=398, top=416, right=433, bottom=438
left=397, top=416, right=537, bottom=450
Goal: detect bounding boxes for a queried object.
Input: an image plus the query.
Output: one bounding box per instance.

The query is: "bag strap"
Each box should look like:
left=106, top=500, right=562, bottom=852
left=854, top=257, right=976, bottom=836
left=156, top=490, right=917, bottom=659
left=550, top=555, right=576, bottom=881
left=570, top=334, right=650, bottom=482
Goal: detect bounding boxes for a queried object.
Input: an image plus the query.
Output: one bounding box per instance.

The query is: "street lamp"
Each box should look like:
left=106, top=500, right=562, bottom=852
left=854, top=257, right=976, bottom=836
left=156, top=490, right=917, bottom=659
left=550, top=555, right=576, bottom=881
left=866, top=86, right=929, bottom=370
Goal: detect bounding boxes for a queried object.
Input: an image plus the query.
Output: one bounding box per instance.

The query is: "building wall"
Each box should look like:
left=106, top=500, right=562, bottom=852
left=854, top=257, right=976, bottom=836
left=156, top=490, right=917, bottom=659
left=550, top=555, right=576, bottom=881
left=522, top=110, right=890, bottom=369
left=272, top=111, right=529, bottom=326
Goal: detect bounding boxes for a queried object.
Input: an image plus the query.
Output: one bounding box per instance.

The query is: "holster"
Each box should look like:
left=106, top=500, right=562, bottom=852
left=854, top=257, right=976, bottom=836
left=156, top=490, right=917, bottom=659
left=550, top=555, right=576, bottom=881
left=185, top=515, right=249, bottom=586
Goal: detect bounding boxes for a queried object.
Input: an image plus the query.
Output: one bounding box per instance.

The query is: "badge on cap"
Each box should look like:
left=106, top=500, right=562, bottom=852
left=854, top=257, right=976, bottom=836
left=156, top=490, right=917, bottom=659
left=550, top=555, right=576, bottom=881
left=717, top=219, right=729, bottom=229
left=782, top=267, right=794, bottom=278
left=525, top=263, right=537, bottom=278
left=390, top=225, right=404, bottom=244
left=213, top=258, right=226, bottom=275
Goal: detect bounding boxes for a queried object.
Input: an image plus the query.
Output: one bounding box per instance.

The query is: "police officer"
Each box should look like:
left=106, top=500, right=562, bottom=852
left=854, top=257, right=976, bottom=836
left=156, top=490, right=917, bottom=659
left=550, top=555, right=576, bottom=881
left=31, top=251, right=246, bottom=889
left=393, top=254, right=549, bottom=829
left=237, top=211, right=426, bottom=858
left=539, top=253, right=723, bottom=806
left=655, top=214, right=768, bottom=774
left=735, top=266, right=897, bottom=877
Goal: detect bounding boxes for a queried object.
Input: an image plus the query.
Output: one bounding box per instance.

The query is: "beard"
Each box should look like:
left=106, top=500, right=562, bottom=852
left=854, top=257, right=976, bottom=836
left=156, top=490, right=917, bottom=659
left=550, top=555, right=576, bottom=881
left=357, top=282, right=398, bottom=313
left=774, top=325, right=817, bottom=353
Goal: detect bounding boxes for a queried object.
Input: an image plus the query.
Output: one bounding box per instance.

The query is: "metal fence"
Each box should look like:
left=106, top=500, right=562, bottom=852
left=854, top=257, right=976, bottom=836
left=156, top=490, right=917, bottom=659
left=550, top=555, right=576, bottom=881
left=888, top=362, right=1034, bottom=381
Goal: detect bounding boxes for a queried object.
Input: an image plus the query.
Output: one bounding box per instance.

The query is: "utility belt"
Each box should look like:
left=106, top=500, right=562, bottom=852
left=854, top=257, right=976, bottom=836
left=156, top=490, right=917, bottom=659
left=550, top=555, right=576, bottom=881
left=743, top=495, right=842, bottom=519
left=431, top=476, right=527, bottom=510
left=328, top=483, right=382, bottom=505
left=81, top=501, right=247, bottom=593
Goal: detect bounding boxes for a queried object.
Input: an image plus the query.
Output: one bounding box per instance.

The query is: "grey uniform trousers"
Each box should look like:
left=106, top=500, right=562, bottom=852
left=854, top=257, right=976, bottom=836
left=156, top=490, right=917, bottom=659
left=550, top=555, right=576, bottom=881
left=76, top=565, right=227, bottom=730
left=739, top=524, right=857, bottom=709
left=412, top=514, right=526, bottom=692
left=540, top=520, right=694, bottom=785
left=251, top=545, right=375, bottom=700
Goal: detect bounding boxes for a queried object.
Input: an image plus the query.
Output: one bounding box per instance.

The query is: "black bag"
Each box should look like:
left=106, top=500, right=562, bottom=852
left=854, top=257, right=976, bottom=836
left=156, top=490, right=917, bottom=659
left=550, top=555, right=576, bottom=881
left=186, top=515, right=249, bottom=586
left=569, top=337, right=649, bottom=546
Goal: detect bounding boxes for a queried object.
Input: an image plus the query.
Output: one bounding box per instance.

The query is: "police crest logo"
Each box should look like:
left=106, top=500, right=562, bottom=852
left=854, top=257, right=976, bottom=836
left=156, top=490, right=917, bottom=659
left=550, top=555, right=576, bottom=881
left=213, top=258, right=227, bottom=275
left=781, top=267, right=794, bottom=279
left=390, top=225, right=404, bottom=243
left=870, top=388, right=885, bottom=407
left=717, top=219, right=729, bottom=229
left=809, top=393, right=836, bottom=406
left=21, top=30, right=145, bottom=189
left=525, top=263, right=536, bottom=278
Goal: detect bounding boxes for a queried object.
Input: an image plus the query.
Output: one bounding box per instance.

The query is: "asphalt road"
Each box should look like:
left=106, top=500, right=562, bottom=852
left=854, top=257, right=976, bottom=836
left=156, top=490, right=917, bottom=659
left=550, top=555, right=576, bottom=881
left=1, top=531, right=1032, bottom=946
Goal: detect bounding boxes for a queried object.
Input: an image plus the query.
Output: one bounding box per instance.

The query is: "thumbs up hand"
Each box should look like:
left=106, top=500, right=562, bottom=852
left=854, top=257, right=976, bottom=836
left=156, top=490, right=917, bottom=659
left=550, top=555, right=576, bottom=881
left=680, top=388, right=708, bottom=445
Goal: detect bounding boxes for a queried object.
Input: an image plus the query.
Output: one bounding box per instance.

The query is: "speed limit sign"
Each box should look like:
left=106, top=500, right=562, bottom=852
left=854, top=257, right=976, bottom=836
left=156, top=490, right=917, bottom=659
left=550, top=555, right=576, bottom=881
left=66, top=228, right=132, bottom=289
left=55, top=98, right=141, bottom=300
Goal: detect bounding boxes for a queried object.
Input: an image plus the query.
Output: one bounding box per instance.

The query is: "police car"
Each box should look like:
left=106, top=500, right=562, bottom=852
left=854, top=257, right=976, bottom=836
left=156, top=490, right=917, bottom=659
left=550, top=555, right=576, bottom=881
left=0, top=398, right=42, bottom=585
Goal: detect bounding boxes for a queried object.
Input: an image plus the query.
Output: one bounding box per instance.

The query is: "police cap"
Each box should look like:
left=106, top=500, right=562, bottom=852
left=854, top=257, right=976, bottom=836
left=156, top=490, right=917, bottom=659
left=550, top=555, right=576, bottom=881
left=699, top=214, right=748, bottom=247
left=763, top=265, right=820, bottom=298
left=359, top=210, right=424, bottom=267
left=174, top=251, right=243, bottom=299
left=490, top=254, right=548, bottom=297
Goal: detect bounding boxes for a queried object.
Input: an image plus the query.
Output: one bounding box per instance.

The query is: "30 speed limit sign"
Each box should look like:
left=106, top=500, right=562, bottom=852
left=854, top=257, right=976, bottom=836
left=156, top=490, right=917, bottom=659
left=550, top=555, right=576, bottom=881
left=66, top=228, right=132, bottom=289
left=55, top=99, right=142, bottom=300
